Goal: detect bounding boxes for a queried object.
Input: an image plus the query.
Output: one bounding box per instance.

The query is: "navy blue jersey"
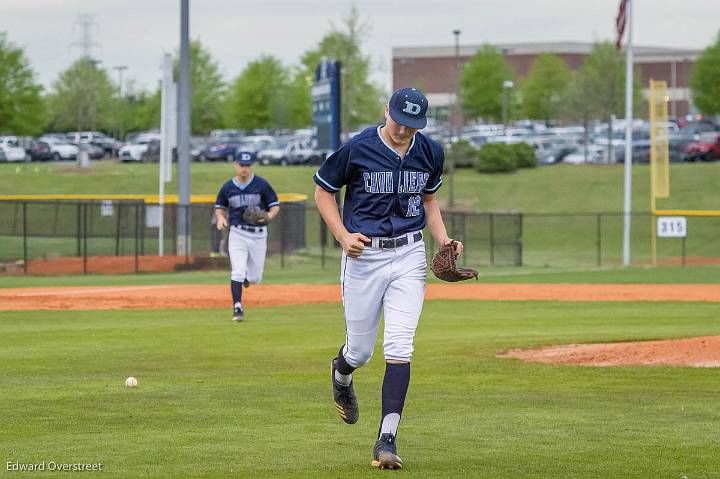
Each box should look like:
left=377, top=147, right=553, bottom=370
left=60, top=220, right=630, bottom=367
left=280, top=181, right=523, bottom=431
left=215, top=175, right=279, bottom=226
left=313, top=126, right=444, bottom=237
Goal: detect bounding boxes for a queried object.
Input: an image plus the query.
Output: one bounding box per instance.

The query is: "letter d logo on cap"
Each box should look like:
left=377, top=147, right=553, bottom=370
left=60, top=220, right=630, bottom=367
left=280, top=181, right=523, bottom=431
left=403, top=101, right=421, bottom=115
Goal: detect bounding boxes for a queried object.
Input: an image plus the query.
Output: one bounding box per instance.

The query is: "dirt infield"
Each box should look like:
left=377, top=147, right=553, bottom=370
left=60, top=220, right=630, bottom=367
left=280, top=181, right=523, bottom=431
left=3, top=283, right=720, bottom=311
left=4, top=282, right=720, bottom=368
left=3, top=255, right=719, bottom=276
left=497, top=336, right=720, bottom=368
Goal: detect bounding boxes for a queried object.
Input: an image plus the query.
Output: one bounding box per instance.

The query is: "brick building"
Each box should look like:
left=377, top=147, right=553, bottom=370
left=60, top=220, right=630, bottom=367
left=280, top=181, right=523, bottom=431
left=392, top=41, right=700, bottom=122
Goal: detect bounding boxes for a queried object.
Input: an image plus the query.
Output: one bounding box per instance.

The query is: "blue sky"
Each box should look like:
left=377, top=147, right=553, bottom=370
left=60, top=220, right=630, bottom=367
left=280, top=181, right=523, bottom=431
left=1, top=0, right=718, bottom=93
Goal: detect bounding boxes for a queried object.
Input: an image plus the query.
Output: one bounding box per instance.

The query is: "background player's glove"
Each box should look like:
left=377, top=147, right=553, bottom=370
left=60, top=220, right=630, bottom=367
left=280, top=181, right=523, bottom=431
left=242, top=205, right=270, bottom=225
left=431, top=240, right=478, bottom=282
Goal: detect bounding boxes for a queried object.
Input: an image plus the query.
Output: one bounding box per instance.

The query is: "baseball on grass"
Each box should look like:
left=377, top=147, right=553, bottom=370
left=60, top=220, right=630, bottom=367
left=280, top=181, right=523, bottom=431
left=125, top=376, right=138, bottom=388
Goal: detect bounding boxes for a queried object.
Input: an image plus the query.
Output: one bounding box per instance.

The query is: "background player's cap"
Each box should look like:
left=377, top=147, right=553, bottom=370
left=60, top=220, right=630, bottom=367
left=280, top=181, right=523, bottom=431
left=388, top=87, right=428, bottom=129
left=234, top=150, right=256, bottom=165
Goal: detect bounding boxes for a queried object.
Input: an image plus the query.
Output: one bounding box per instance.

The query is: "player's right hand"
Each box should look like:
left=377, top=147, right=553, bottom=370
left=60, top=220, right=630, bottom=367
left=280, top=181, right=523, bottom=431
left=216, top=216, right=228, bottom=230
left=341, top=232, right=370, bottom=258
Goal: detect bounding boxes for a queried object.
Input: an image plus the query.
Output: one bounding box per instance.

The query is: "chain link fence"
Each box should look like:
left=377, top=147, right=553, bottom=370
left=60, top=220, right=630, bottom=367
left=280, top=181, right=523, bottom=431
left=0, top=200, right=716, bottom=275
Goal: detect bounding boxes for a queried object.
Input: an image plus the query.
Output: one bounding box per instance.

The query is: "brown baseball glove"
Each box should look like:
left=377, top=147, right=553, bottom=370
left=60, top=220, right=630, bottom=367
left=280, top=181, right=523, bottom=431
left=431, top=240, right=478, bottom=282
left=242, top=205, right=270, bottom=225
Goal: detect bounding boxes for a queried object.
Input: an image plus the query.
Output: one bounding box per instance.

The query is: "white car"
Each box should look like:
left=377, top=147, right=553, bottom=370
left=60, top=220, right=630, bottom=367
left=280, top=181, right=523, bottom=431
left=237, top=135, right=277, bottom=153
left=37, top=136, right=80, bottom=160
left=257, top=138, right=315, bottom=165
left=118, top=133, right=161, bottom=162
left=563, top=145, right=608, bottom=164
left=0, top=136, right=27, bottom=162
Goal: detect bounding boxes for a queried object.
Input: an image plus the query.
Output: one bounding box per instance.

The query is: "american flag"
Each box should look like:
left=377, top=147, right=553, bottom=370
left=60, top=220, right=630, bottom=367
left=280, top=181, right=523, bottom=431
left=616, top=0, right=628, bottom=50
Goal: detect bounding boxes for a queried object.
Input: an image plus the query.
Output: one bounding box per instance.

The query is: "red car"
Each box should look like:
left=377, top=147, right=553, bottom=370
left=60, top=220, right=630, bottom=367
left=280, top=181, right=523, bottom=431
left=684, top=132, right=720, bottom=161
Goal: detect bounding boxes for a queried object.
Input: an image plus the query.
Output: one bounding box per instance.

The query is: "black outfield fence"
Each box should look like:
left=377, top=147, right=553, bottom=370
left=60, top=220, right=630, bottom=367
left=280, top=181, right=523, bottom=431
left=0, top=200, right=717, bottom=274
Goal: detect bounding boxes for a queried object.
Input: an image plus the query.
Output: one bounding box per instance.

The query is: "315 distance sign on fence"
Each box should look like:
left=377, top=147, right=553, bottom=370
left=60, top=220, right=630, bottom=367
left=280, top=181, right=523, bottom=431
left=657, top=216, right=687, bottom=238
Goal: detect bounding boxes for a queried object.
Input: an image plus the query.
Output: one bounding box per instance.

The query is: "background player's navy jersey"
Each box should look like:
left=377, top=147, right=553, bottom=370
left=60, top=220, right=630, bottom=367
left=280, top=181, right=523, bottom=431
left=313, top=126, right=444, bottom=237
left=215, top=175, right=279, bottom=226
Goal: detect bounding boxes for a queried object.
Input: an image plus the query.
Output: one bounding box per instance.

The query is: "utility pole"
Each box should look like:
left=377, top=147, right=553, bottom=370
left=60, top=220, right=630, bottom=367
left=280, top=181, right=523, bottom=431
left=502, top=80, right=514, bottom=135
left=70, top=15, right=100, bottom=59
left=448, top=29, right=461, bottom=209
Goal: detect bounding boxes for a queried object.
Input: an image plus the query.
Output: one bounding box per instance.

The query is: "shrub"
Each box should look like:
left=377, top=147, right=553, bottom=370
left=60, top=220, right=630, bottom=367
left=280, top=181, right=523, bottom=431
left=512, top=142, right=538, bottom=168
left=446, top=139, right=478, bottom=169
left=476, top=143, right=517, bottom=173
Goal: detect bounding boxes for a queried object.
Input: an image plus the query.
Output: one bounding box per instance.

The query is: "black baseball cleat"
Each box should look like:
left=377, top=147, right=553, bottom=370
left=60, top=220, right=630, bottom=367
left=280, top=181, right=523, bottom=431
left=232, top=306, right=244, bottom=322
left=371, top=433, right=403, bottom=470
left=331, top=358, right=359, bottom=424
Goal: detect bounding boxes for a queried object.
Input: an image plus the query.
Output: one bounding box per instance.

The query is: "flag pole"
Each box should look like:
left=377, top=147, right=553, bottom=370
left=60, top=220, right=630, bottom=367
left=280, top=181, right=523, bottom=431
left=622, top=0, right=634, bottom=266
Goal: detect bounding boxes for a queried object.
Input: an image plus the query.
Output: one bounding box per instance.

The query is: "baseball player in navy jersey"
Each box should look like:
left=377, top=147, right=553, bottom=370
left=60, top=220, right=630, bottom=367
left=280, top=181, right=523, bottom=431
left=313, top=87, right=463, bottom=469
left=215, top=151, right=280, bottom=322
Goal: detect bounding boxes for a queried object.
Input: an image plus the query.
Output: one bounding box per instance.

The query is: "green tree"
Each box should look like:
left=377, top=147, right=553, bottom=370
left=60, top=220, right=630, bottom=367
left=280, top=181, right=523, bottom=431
left=690, top=32, right=720, bottom=115
left=175, top=40, right=227, bottom=134
left=225, top=55, right=290, bottom=130
left=561, top=70, right=596, bottom=163
left=522, top=53, right=571, bottom=122
left=114, top=81, right=161, bottom=139
left=46, top=57, right=116, bottom=132
left=573, top=42, right=641, bottom=162
left=285, top=67, right=313, bottom=129
left=460, top=45, right=515, bottom=121
left=300, top=5, right=384, bottom=132
left=0, top=32, right=46, bottom=135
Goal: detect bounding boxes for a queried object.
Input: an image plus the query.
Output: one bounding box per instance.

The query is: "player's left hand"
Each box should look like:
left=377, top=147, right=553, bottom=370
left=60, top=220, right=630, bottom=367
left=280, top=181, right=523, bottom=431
left=444, top=238, right=463, bottom=258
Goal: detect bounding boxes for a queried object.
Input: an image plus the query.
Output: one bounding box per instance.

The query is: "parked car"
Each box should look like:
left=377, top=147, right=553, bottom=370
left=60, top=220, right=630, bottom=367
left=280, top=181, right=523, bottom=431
left=200, top=135, right=244, bottom=161
left=563, top=145, right=608, bottom=164
left=67, top=131, right=119, bottom=155
left=535, top=143, right=576, bottom=165
left=680, top=119, right=717, bottom=141
left=118, top=133, right=161, bottom=162
left=84, top=143, right=106, bottom=159
left=257, top=138, right=316, bottom=165
left=190, top=136, right=208, bottom=162
left=236, top=135, right=277, bottom=153
left=141, top=139, right=161, bottom=162
left=684, top=132, right=720, bottom=162
left=28, top=141, right=53, bottom=161
left=37, top=136, right=80, bottom=161
left=0, top=136, right=28, bottom=162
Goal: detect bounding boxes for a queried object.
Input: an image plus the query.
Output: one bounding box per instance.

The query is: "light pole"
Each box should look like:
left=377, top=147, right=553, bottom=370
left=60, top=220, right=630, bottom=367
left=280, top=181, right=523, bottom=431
left=449, top=29, right=461, bottom=209
left=112, top=66, right=128, bottom=144
left=113, top=65, right=128, bottom=97
left=177, top=0, right=192, bottom=256
left=502, top=80, right=514, bottom=135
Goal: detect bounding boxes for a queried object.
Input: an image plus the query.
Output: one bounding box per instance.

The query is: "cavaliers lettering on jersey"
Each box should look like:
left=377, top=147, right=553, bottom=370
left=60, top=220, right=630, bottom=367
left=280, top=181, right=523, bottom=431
left=313, top=126, right=444, bottom=237
left=215, top=175, right=279, bottom=226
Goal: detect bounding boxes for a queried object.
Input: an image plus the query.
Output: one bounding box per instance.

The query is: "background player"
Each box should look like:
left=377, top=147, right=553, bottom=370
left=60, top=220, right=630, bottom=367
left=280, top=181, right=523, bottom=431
left=215, top=151, right=279, bottom=322
left=313, top=87, right=463, bottom=469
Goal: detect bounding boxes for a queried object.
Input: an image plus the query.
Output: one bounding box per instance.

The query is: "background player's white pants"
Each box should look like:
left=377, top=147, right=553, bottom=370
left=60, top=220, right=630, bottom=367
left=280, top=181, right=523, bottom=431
left=228, top=226, right=267, bottom=284
left=341, top=238, right=426, bottom=365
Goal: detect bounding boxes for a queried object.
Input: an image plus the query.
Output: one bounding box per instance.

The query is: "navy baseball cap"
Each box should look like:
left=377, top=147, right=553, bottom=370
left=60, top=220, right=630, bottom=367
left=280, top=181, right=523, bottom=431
left=388, top=87, right=428, bottom=129
left=234, top=150, right=255, bottom=165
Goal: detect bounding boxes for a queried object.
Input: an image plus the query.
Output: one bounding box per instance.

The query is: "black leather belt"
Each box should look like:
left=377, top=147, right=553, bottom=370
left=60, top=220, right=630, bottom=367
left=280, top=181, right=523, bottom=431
left=239, top=225, right=265, bottom=233
left=363, top=231, right=422, bottom=249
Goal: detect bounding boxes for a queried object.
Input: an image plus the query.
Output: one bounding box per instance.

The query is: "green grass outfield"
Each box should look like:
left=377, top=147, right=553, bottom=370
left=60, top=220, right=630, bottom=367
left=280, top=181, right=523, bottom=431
left=1, top=160, right=719, bottom=212
left=2, top=300, right=720, bottom=478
